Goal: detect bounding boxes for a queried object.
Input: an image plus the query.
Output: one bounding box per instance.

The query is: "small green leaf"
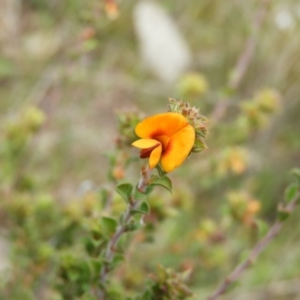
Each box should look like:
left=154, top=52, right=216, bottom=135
left=134, top=185, right=154, bottom=197
left=253, top=220, right=269, bottom=238
left=149, top=175, right=172, bottom=193
left=277, top=204, right=291, bottom=221
left=116, top=183, right=133, bottom=203
left=111, top=253, right=125, bottom=269
left=91, top=259, right=102, bottom=274
left=119, top=212, right=126, bottom=225
left=291, top=168, right=300, bottom=185
left=84, top=238, right=96, bottom=255
left=285, top=183, right=299, bottom=203
left=134, top=186, right=147, bottom=200
left=91, top=227, right=103, bottom=240
left=124, top=221, right=143, bottom=232
left=277, top=210, right=290, bottom=221
left=143, top=185, right=154, bottom=195
left=156, top=164, right=167, bottom=177
left=140, top=201, right=150, bottom=214
left=101, top=216, right=118, bottom=236
left=99, top=188, right=110, bottom=207
left=132, top=201, right=150, bottom=215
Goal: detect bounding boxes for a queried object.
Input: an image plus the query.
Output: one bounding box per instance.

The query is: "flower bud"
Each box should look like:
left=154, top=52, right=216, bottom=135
left=177, top=72, right=209, bottom=98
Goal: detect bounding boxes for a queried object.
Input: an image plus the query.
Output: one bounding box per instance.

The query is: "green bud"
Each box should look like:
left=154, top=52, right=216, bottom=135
left=22, top=106, right=46, bottom=132
left=177, top=72, right=209, bottom=98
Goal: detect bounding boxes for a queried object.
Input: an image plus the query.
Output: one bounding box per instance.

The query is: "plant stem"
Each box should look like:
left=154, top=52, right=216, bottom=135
left=207, top=192, right=300, bottom=300
left=98, top=166, right=151, bottom=299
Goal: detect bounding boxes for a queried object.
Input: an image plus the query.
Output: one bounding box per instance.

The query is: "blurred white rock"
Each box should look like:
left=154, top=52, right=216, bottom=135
left=133, top=1, right=192, bottom=84
left=23, top=31, right=62, bottom=60
left=274, top=9, right=295, bottom=31
left=77, top=179, right=95, bottom=197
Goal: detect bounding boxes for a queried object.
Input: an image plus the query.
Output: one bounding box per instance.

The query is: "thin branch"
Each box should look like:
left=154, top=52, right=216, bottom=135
left=207, top=191, right=300, bottom=300
left=221, top=277, right=300, bottom=300
left=98, top=166, right=151, bottom=300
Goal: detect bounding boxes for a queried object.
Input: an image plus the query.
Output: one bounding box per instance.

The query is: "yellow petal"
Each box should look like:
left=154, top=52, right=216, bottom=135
left=161, top=124, right=195, bottom=172
left=135, top=113, right=189, bottom=138
left=132, top=138, right=160, bottom=149
left=149, top=144, right=162, bottom=169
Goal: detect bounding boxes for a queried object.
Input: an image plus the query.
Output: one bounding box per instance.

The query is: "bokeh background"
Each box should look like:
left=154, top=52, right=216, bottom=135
left=1, top=0, right=300, bottom=299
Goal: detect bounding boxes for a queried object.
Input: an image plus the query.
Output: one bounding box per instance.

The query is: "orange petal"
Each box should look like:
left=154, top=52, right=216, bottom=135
left=154, top=135, right=170, bottom=149
left=149, top=144, right=162, bottom=169
left=132, top=139, right=160, bottom=149
left=135, top=113, right=189, bottom=139
left=161, top=124, right=195, bottom=172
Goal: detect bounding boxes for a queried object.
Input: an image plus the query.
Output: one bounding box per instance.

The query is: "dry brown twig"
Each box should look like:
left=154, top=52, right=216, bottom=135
left=207, top=191, right=300, bottom=300
left=222, top=277, right=300, bottom=300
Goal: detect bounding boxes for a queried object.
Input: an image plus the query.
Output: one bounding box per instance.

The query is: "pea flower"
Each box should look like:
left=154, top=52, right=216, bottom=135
left=132, top=112, right=195, bottom=172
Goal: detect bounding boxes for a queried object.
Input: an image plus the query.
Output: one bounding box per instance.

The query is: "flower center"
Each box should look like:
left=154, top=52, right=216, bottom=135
left=154, top=135, right=170, bottom=150
left=140, top=142, right=161, bottom=158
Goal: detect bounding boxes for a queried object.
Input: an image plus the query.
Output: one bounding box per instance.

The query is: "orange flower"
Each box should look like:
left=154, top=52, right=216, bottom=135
left=132, top=113, right=195, bottom=172
left=104, top=0, right=119, bottom=20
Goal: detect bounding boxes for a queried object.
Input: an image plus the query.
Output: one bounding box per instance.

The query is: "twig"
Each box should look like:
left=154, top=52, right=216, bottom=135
left=211, top=0, right=271, bottom=122
left=207, top=191, right=300, bottom=300
left=221, top=277, right=300, bottom=300
left=98, top=166, right=151, bottom=299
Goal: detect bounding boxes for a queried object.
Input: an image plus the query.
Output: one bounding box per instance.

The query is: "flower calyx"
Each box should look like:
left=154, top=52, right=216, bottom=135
left=168, top=98, right=209, bottom=153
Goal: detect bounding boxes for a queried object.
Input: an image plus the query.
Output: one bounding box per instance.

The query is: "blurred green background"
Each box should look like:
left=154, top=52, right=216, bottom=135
left=1, top=0, right=300, bottom=299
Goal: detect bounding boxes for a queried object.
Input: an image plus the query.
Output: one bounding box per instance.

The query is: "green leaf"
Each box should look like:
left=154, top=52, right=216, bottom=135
left=291, top=168, right=300, bottom=185
left=156, top=164, right=167, bottom=177
left=91, top=259, right=102, bottom=274
left=254, top=220, right=269, bottom=238
left=91, top=227, right=103, bottom=240
left=99, top=188, right=110, bottom=207
left=132, top=201, right=150, bottom=215
left=277, top=204, right=291, bottom=221
left=149, top=175, right=172, bottom=193
left=116, top=183, right=133, bottom=203
left=140, top=201, right=150, bottom=214
left=134, top=187, right=147, bottom=200
left=111, top=253, right=125, bottom=269
left=143, top=185, right=154, bottom=195
left=124, top=221, right=143, bottom=232
left=285, top=183, right=299, bottom=203
left=101, top=217, right=118, bottom=236
left=84, top=238, right=96, bottom=255
left=134, top=185, right=154, bottom=197
left=84, top=236, right=106, bottom=257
